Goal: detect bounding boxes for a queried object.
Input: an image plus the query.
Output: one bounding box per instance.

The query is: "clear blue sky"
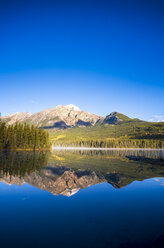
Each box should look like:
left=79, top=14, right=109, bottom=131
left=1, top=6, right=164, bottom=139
left=0, top=0, right=163, bottom=121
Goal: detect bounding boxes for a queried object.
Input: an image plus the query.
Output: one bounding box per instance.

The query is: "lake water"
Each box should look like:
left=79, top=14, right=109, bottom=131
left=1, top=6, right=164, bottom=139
left=0, top=149, right=164, bottom=248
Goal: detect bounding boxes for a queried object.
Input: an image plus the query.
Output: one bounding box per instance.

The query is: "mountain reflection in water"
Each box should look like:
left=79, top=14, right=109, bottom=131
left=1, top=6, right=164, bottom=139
left=0, top=150, right=164, bottom=196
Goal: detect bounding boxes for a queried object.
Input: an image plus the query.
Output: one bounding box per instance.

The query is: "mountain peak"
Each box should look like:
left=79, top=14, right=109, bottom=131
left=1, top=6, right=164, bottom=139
left=104, top=111, right=131, bottom=125
left=109, top=111, right=119, bottom=116
left=65, top=104, right=81, bottom=112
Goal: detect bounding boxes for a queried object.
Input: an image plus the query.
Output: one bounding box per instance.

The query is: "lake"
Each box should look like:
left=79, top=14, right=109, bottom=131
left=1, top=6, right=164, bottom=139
left=0, top=149, right=164, bottom=248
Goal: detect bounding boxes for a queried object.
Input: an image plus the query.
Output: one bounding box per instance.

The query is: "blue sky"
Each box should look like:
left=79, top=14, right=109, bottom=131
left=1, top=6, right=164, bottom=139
left=0, top=0, right=163, bottom=121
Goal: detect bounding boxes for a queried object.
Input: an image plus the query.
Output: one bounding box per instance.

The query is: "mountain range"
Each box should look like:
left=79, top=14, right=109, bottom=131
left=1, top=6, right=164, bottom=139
left=1, top=104, right=140, bottom=129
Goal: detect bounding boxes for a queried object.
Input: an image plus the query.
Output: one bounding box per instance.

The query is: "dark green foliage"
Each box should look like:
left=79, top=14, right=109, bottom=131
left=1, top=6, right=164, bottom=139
left=50, top=121, right=164, bottom=149
left=0, top=122, right=50, bottom=150
left=53, top=138, right=164, bottom=149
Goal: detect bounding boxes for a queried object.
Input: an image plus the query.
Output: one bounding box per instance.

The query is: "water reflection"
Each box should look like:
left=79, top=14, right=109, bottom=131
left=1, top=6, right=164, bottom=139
left=0, top=151, right=49, bottom=177
left=0, top=150, right=163, bottom=196
left=0, top=150, right=164, bottom=248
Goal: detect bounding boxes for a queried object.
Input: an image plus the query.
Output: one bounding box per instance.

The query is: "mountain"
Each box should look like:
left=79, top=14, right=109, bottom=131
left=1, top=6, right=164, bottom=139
left=2, top=112, right=31, bottom=125
left=1, top=104, right=140, bottom=129
left=2, top=105, right=164, bottom=146
left=1, top=104, right=103, bottom=129
left=103, top=111, right=131, bottom=124
left=65, top=104, right=81, bottom=112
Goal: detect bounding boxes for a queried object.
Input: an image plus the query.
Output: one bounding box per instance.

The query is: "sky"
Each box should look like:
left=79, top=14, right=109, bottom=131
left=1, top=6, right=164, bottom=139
left=0, top=0, right=163, bottom=121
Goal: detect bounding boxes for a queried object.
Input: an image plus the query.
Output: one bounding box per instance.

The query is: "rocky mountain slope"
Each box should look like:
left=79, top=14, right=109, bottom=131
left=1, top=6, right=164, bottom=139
left=1, top=104, right=103, bottom=129
left=103, top=112, right=131, bottom=124
left=1, top=112, right=31, bottom=125
left=1, top=104, right=136, bottom=129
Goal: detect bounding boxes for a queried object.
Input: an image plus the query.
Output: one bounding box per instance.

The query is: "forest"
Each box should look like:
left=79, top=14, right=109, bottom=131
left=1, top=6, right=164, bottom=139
left=0, top=122, right=50, bottom=150
left=53, top=138, right=164, bottom=149
left=50, top=121, right=164, bottom=149
left=0, top=119, right=164, bottom=150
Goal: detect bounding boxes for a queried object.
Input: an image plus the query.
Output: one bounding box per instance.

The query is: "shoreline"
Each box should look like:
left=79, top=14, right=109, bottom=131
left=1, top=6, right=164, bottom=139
left=52, top=147, right=164, bottom=151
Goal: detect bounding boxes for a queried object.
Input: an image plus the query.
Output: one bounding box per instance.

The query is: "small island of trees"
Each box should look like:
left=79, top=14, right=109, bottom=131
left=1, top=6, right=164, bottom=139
left=0, top=122, right=50, bottom=150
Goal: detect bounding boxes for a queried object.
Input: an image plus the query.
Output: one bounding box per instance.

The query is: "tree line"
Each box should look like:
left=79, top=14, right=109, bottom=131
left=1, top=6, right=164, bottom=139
left=54, top=138, right=164, bottom=149
left=0, top=122, right=50, bottom=150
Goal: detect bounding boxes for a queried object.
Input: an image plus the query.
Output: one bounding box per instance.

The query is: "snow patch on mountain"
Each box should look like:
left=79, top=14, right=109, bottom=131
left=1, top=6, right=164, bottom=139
left=65, top=104, right=81, bottom=112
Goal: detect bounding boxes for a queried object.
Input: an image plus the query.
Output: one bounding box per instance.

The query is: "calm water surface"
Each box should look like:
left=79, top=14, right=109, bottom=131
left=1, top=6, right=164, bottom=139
left=0, top=150, right=164, bottom=248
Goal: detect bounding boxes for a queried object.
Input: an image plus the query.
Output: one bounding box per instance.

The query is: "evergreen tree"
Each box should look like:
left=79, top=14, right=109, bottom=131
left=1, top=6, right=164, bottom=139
left=0, top=122, right=50, bottom=150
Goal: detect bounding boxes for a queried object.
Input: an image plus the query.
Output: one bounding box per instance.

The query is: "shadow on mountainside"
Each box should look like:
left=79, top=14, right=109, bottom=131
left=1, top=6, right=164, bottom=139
left=44, top=119, right=92, bottom=129
left=75, top=119, right=91, bottom=126
left=44, top=121, right=70, bottom=129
